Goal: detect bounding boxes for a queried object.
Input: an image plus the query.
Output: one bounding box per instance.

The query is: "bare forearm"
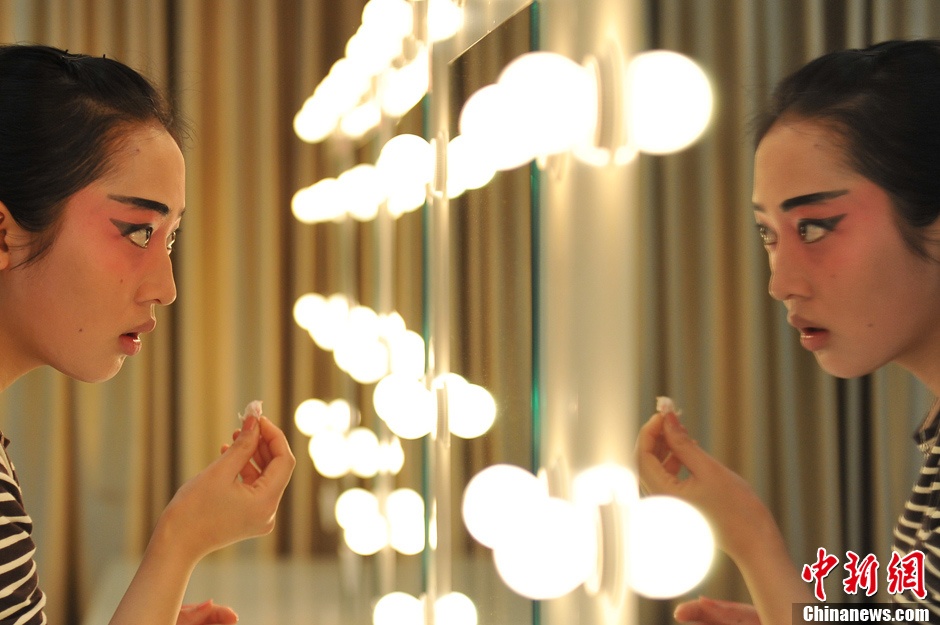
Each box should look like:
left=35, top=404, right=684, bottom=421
left=108, top=519, right=199, bottom=625
left=732, top=522, right=814, bottom=625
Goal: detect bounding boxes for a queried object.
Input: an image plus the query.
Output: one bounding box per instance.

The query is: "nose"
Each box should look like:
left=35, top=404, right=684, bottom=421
left=137, top=249, right=177, bottom=306
left=767, top=240, right=810, bottom=302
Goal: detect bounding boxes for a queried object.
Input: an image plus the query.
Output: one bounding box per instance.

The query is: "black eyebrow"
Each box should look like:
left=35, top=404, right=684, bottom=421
left=780, top=190, right=849, bottom=211
left=108, top=193, right=173, bottom=216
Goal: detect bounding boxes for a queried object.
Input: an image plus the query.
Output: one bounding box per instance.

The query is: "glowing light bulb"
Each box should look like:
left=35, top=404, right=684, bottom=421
left=308, top=430, right=350, bottom=478
left=376, top=134, right=433, bottom=216
left=627, top=496, right=714, bottom=598
left=445, top=375, right=496, bottom=439
left=361, top=0, right=414, bottom=40
left=294, top=398, right=329, bottom=436
left=378, top=46, right=429, bottom=118
left=373, top=374, right=435, bottom=439
left=493, top=496, right=598, bottom=600
left=340, top=101, right=383, bottom=139
left=386, top=488, right=425, bottom=555
left=386, top=330, right=426, bottom=379
left=291, top=178, right=346, bottom=224
left=347, top=427, right=381, bottom=478
left=435, top=592, right=477, bottom=625
left=344, top=510, right=389, bottom=555
left=293, top=96, right=339, bottom=143
left=373, top=592, right=424, bottom=625
left=292, top=292, right=326, bottom=331
left=378, top=436, right=405, bottom=475
left=446, top=134, right=496, bottom=198
left=308, top=293, right=350, bottom=351
left=339, top=164, right=385, bottom=221
left=462, top=464, right=547, bottom=549
left=335, top=487, right=380, bottom=529
left=459, top=83, right=531, bottom=171
left=572, top=463, right=640, bottom=508
left=428, top=0, right=463, bottom=42
left=495, top=51, right=597, bottom=160
left=627, top=50, right=713, bottom=154
left=326, top=399, right=353, bottom=432
left=377, top=311, right=407, bottom=339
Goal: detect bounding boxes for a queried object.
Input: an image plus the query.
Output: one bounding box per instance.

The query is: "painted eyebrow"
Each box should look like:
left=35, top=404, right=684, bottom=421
left=107, top=193, right=183, bottom=217
left=753, top=189, right=849, bottom=212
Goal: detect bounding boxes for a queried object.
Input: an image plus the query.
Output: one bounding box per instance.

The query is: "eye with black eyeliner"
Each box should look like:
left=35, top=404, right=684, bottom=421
left=110, top=218, right=154, bottom=249
left=755, top=222, right=777, bottom=246
left=797, top=214, right=846, bottom=243
left=166, top=229, right=180, bottom=253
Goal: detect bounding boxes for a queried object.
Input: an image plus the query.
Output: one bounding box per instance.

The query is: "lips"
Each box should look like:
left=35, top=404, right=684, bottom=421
left=788, top=314, right=830, bottom=351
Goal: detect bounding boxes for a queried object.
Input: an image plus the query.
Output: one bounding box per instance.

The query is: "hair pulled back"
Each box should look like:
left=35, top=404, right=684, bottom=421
left=0, top=44, right=182, bottom=263
left=757, top=39, right=940, bottom=258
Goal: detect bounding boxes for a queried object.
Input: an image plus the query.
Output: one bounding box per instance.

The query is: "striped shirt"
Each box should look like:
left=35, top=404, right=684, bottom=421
left=0, top=434, right=46, bottom=624
left=893, top=413, right=940, bottom=620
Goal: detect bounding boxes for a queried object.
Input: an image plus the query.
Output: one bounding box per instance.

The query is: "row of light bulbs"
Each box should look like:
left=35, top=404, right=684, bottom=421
left=292, top=49, right=713, bottom=226
left=373, top=591, right=477, bottom=625
left=293, top=0, right=462, bottom=143
left=336, top=486, right=425, bottom=556
left=462, top=462, right=715, bottom=600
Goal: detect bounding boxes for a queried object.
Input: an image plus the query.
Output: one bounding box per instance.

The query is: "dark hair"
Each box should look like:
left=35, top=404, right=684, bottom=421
left=756, top=39, right=940, bottom=259
left=0, top=44, right=184, bottom=264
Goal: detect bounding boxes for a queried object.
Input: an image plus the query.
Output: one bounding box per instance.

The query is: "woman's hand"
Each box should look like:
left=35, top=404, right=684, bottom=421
left=176, top=600, right=238, bottom=625
left=675, top=597, right=760, bottom=625
left=635, top=410, right=774, bottom=561
left=636, top=410, right=813, bottom=625
left=157, top=414, right=296, bottom=563
left=111, top=414, right=296, bottom=625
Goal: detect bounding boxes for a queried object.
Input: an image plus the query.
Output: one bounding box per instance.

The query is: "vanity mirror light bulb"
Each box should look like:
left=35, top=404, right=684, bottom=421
left=428, top=0, right=463, bottom=42
left=292, top=292, right=325, bottom=331
left=462, top=464, right=548, bottom=549
left=378, top=437, right=405, bottom=475
left=373, top=592, right=424, bottom=625
left=386, top=488, right=425, bottom=555
left=294, top=398, right=329, bottom=437
left=434, top=592, right=478, bottom=625
left=343, top=510, right=389, bottom=556
left=627, top=495, right=715, bottom=598
left=344, top=24, right=403, bottom=79
left=340, top=101, right=383, bottom=140
left=492, top=496, right=598, bottom=600
left=308, top=293, right=351, bottom=351
left=308, top=430, right=350, bottom=478
left=378, top=47, right=429, bottom=119
left=372, top=374, right=435, bottom=439
left=627, top=50, right=713, bottom=154
left=446, top=135, right=497, bottom=198
left=386, top=330, right=426, bottom=379
left=326, top=398, right=354, bottom=432
left=459, top=84, right=533, bottom=172
left=447, top=380, right=497, bottom=439
left=495, top=51, right=598, bottom=161
left=361, top=0, right=414, bottom=40
left=339, top=164, right=384, bottom=222
left=346, top=427, right=381, bottom=478
left=293, top=98, right=338, bottom=144
left=335, top=487, right=380, bottom=529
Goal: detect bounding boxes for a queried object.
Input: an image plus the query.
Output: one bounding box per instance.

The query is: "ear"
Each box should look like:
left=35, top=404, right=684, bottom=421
left=0, top=202, right=18, bottom=271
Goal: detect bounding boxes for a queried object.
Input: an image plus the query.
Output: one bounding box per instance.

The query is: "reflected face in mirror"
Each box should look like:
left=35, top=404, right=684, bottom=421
left=752, top=118, right=940, bottom=382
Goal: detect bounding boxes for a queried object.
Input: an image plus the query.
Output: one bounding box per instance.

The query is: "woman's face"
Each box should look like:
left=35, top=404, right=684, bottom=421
left=0, top=124, right=185, bottom=384
left=753, top=118, right=940, bottom=384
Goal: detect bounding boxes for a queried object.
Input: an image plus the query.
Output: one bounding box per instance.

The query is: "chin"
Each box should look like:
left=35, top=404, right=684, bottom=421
left=60, top=357, right=126, bottom=384
left=814, top=353, right=880, bottom=380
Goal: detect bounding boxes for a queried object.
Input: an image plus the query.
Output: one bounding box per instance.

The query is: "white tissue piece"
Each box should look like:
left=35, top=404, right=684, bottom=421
left=655, top=396, right=680, bottom=416
left=239, top=400, right=263, bottom=424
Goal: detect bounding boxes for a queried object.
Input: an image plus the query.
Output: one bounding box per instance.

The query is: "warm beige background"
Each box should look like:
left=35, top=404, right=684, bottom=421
left=0, top=1, right=938, bottom=624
